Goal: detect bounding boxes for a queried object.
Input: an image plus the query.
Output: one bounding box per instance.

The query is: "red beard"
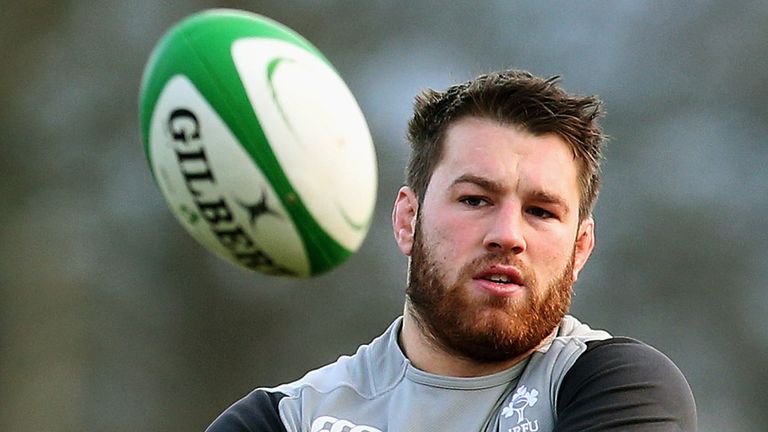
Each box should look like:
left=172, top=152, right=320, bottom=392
left=406, top=219, right=575, bottom=363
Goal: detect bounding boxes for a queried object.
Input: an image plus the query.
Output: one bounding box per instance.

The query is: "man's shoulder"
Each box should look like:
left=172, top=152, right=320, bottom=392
left=555, top=337, right=697, bottom=431
left=205, top=345, right=389, bottom=432
left=275, top=318, right=407, bottom=399
left=206, top=318, right=407, bottom=432
left=567, top=336, right=689, bottom=384
left=206, top=389, right=288, bottom=432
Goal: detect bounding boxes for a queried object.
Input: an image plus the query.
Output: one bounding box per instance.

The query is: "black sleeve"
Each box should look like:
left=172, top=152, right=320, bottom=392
left=554, top=337, right=697, bottom=432
left=206, top=390, right=288, bottom=432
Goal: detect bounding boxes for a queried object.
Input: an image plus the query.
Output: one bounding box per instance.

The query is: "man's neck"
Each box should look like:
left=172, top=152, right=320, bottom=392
left=398, top=308, right=547, bottom=378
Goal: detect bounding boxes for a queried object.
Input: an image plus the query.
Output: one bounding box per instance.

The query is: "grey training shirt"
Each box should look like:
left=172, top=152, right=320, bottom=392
left=207, top=315, right=696, bottom=431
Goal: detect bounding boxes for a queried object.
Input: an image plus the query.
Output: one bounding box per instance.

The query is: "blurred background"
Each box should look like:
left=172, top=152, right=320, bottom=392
left=2, top=1, right=766, bottom=430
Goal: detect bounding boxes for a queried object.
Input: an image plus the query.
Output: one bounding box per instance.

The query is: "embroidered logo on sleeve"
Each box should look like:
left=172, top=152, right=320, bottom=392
left=310, top=415, right=382, bottom=432
left=501, top=386, right=540, bottom=432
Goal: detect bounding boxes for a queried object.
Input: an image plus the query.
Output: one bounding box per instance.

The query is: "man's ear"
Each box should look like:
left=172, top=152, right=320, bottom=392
left=572, top=216, right=595, bottom=282
left=392, top=186, right=418, bottom=256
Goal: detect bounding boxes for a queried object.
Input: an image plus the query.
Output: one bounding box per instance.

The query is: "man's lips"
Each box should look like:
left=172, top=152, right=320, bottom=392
left=471, top=265, right=526, bottom=297
left=474, top=265, right=525, bottom=285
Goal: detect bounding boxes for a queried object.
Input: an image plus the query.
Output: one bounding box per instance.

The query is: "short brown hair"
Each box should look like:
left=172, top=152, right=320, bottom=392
left=405, top=69, right=606, bottom=220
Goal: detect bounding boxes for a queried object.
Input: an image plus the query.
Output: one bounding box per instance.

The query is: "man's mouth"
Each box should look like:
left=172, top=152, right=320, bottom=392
left=474, top=266, right=525, bottom=286
left=482, top=274, right=515, bottom=283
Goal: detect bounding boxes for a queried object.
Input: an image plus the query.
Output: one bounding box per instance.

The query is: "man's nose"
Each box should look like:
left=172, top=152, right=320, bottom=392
left=483, top=204, right=526, bottom=255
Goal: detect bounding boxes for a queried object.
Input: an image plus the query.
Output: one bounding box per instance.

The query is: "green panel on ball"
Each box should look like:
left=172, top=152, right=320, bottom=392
left=139, top=9, right=353, bottom=275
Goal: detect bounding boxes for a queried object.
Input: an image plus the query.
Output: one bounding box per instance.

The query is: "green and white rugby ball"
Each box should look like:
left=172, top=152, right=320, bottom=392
left=139, top=9, right=377, bottom=277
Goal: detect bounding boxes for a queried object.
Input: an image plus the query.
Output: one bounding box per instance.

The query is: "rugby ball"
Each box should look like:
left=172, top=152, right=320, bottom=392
left=139, top=9, right=377, bottom=277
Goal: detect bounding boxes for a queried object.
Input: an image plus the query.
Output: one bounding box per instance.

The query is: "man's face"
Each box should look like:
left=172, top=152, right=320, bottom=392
left=393, top=116, right=595, bottom=363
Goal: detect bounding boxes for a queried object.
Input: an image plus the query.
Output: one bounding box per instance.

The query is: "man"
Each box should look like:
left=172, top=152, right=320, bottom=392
left=207, top=70, right=697, bottom=431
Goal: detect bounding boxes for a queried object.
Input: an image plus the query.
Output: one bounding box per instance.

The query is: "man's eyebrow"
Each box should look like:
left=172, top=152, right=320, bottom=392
left=451, top=174, right=505, bottom=194
left=451, top=175, right=571, bottom=213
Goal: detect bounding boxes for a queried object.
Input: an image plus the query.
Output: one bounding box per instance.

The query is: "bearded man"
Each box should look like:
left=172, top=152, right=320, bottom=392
left=207, top=69, right=697, bottom=432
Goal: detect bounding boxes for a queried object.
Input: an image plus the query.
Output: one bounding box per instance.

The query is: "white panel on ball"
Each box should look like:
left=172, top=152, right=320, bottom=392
left=232, top=39, right=378, bottom=252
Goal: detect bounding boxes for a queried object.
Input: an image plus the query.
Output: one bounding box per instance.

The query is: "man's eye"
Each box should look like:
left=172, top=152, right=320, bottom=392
left=527, top=207, right=555, bottom=219
left=460, top=196, right=487, bottom=207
